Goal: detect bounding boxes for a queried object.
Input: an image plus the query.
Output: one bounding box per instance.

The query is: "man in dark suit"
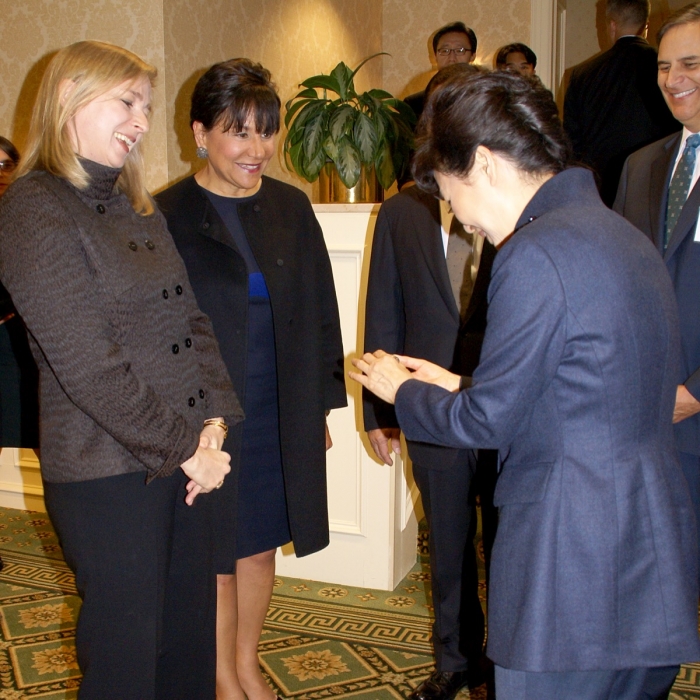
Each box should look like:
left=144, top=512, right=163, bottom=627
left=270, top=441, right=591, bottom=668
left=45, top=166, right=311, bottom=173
left=404, top=22, right=477, bottom=124
left=363, top=184, right=496, bottom=700
left=564, top=0, right=678, bottom=206
left=614, top=2, right=700, bottom=586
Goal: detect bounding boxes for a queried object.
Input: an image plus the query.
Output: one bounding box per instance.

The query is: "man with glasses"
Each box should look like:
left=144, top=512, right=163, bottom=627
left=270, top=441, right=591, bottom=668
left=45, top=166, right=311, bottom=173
left=404, top=22, right=477, bottom=123
left=564, top=0, right=678, bottom=206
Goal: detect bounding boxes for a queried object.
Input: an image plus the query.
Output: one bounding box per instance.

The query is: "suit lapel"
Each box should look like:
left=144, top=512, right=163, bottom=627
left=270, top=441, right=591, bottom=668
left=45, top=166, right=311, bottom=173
left=666, top=177, right=700, bottom=261
left=415, top=195, right=460, bottom=323
left=650, top=135, right=679, bottom=254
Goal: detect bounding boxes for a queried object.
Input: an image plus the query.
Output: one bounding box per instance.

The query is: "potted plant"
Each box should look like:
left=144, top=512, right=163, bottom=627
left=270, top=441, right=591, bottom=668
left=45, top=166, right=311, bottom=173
left=284, top=54, right=416, bottom=203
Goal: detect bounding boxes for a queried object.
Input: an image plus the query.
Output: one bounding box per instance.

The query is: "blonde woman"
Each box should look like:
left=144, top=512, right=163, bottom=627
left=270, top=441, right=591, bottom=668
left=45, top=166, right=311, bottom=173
left=0, top=41, right=242, bottom=699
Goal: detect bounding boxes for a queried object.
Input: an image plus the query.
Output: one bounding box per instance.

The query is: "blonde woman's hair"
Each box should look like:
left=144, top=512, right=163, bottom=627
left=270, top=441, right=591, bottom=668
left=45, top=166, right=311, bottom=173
left=17, top=41, right=157, bottom=215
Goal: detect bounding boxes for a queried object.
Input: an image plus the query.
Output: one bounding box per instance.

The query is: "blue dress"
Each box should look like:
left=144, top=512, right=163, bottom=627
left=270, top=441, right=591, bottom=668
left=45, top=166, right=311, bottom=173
left=205, top=190, right=291, bottom=559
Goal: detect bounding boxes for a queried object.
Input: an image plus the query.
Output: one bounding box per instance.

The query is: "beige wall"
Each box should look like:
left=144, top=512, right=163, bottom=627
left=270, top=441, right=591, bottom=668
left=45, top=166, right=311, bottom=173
left=163, top=0, right=382, bottom=194
left=0, top=0, right=168, bottom=191
left=0, top=0, right=533, bottom=196
left=382, top=0, right=532, bottom=99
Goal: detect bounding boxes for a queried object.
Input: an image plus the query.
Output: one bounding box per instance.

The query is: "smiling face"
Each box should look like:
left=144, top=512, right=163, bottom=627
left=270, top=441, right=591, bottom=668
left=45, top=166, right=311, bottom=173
left=658, top=21, right=700, bottom=132
left=193, top=115, right=275, bottom=198
left=67, top=76, right=151, bottom=168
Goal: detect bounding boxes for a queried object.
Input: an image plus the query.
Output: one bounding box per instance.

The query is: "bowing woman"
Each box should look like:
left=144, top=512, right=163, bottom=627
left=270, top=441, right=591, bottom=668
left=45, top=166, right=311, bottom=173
left=156, top=59, right=346, bottom=700
left=0, top=41, right=242, bottom=699
left=351, top=70, right=700, bottom=700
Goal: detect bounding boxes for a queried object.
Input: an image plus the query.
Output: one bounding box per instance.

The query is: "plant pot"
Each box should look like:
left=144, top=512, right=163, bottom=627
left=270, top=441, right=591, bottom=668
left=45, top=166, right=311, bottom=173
left=317, top=163, right=383, bottom=204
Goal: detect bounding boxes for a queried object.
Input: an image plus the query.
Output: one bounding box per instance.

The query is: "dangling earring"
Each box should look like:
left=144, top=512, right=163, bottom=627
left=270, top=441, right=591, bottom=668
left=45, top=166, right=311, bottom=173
left=196, top=146, right=208, bottom=159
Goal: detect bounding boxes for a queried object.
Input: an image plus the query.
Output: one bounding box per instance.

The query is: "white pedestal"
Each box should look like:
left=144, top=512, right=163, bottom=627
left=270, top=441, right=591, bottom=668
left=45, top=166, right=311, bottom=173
left=275, top=204, right=420, bottom=590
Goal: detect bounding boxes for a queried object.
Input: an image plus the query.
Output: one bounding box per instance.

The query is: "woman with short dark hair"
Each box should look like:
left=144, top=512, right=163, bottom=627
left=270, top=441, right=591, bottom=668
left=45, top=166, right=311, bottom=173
left=351, top=70, right=700, bottom=700
left=156, top=58, right=346, bottom=700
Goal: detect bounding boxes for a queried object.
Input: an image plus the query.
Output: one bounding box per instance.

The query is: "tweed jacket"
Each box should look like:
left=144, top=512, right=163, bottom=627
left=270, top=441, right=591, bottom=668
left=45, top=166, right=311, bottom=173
left=395, top=168, right=700, bottom=671
left=0, top=162, right=242, bottom=483
left=156, top=175, right=347, bottom=558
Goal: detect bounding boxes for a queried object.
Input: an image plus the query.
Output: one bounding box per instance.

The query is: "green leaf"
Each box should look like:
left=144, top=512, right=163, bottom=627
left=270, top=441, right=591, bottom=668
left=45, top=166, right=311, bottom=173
left=303, top=109, right=326, bottom=162
left=285, top=138, right=308, bottom=179
left=375, top=139, right=396, bottom=190
left=385, top=97, right=417, bottom=126
left=368, top=88, right=393, bottom=100
left=284, top=97, right=314, bottom=128
left=295, top=87, right=319, bottom=99
left=349, top=52, right=390, bottom=83
left=301, top=74, right=341, bottom=95
left=335, top=136, right=362, bottom=188
left=323, top=135, right=340, bottom=162
left=331, top=62, right=353, bottom=101
left=288, top=100, right=326, bottom=132
left=329, top=104, right=356, bottom=142
left=354, top=111, right=378, bottom=164
left=372, top=110, right=386, bottom=144
left=305, top=144, right=327, bottom=181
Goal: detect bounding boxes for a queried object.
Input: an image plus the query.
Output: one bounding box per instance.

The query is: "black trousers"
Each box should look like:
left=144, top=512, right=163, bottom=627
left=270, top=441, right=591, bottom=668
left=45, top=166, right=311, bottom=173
left=44, top=470, right=217, bottom=700
left=413, top=448, right=498, bottom=672
left=495, top=664, right=680, bottom=700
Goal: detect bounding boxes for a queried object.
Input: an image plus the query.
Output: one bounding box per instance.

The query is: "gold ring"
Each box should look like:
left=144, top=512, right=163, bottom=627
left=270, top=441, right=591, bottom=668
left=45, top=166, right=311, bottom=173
left=215, top=480, right=224, bottom=489
left=393, top=355, right=401, bottom=363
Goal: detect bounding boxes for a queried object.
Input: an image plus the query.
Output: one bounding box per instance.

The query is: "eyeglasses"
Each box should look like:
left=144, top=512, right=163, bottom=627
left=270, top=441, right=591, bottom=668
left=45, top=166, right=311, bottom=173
left=436, top=46, right=472, bottom=57
left=0, top=160, right=17, bottom=174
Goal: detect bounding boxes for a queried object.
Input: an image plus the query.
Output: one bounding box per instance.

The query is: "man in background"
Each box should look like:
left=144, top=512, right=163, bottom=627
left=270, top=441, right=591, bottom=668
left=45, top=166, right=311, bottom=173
left=364, top=63, right=497, bottom=700
left=614, top=1, right=700, bottom=588
left=564, top=0, right=678, bottom=205
left=494, top=43, right=537, bottom=77
left=404, top=22, right=477, bottom=122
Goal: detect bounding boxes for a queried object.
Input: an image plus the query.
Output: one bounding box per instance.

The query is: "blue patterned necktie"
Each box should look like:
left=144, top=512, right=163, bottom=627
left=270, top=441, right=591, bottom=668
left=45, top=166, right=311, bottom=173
left=665, top=133, right=700, bottom=249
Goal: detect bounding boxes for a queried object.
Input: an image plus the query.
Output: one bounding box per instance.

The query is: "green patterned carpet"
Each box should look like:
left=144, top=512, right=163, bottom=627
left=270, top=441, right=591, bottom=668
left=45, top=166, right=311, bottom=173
left=0, top=507, right=695, bottom=698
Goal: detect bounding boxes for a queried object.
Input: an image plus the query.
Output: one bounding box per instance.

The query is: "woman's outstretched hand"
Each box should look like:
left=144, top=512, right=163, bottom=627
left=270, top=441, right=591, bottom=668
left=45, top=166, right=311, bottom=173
left=349, top=350, right=414, bottom=404
left=349, top=350, right=462, bottom=404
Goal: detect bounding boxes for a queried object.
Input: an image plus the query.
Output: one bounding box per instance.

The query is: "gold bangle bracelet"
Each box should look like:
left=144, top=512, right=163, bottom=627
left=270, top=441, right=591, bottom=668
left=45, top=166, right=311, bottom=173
left=203, top=418, right=228, bottom=440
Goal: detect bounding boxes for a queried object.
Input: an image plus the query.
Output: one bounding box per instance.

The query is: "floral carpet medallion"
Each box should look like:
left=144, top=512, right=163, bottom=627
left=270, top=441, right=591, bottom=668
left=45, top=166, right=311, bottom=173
left=0, top=507, right=694, bottom=698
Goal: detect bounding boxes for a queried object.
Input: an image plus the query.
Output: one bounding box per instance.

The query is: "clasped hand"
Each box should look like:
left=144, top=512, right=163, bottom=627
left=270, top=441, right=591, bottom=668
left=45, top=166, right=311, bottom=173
left=349, top=350, right=461, bottom=403
left=180, top=421, right=230, bottom=505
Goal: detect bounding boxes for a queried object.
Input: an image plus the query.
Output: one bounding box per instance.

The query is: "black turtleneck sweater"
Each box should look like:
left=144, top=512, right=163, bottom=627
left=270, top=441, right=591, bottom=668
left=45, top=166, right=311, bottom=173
left=0, top=161, right=242, bottom=483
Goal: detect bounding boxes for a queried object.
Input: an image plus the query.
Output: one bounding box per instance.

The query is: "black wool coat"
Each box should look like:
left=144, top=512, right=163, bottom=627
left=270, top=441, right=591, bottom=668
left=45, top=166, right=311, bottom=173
left=156, top=175, right=347, bottom=560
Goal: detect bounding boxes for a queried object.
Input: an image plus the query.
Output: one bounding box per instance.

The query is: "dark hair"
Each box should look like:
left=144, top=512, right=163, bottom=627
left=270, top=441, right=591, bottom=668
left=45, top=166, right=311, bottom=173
left=606, top=0, right=650, bottom=31
left=495, top=43, right=537, bottom=69
left=658, top=2, right=700, bottom=43
left=432, top=22, right=478, bottom=55
left=0, top=137, right=19, bottom=164
left=190, top=58, right=281, bottom=135
left=413, top=71, right=571, bottom=194
left=425, top=63, right=484, bottom=99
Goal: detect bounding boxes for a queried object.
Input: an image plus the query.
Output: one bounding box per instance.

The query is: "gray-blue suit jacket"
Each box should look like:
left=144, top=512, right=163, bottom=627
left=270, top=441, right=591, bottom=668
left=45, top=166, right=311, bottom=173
left=394, top=168, right=700, bottom=671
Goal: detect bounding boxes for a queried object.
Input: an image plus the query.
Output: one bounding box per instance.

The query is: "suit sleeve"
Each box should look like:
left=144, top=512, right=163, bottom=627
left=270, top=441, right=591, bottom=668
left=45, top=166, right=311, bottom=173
left=362, top=204, right=406, bottom=431
left=0, top=179, right=201, bottom=478
left=395, top=237, right=566, bottom=449
left=309, top=209, right=347, bottom=411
